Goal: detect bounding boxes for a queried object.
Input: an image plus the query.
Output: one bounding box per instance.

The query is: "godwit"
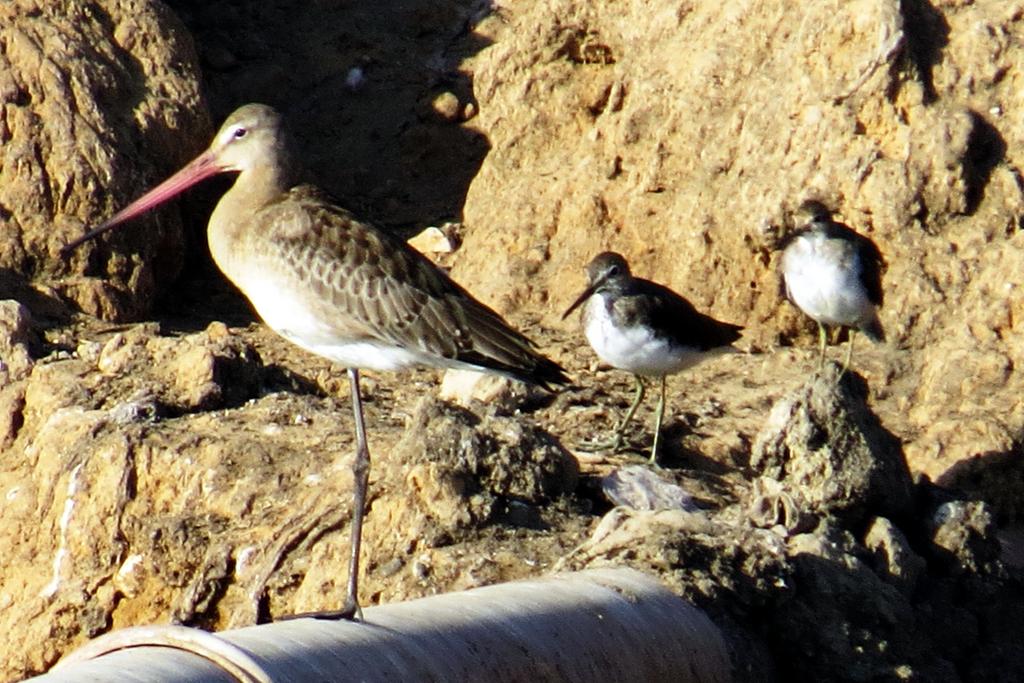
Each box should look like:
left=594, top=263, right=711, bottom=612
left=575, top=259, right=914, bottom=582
left=63, top=103, right=568, bottom=619
left=780, top=200, right=885, bottom=373
left=563, top=252, right=742, bottom=463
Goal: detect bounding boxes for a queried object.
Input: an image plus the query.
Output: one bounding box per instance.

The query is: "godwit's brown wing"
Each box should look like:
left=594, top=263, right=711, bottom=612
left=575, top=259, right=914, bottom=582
left=232, top=185, right=568, bottom=388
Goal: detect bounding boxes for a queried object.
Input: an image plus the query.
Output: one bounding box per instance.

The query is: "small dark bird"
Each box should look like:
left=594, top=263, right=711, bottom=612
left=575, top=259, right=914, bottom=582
left=780, top=200, right=885, bottom=373
left=563, top=252, right=742, bottom=463
left=63, top=104, right=569, bottom=620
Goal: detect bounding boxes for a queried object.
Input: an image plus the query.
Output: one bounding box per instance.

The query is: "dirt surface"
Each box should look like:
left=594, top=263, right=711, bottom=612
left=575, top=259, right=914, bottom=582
left=3, top=0, right=1024, bottom=681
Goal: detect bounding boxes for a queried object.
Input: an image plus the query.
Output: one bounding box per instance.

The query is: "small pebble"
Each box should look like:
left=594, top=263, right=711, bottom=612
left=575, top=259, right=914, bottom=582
left=408, top=227, right=455, bottom=253
left=345, top=66, right=365, bottom=91
left=601, top=465, right=698, bottom=512
left=431, top=91, right=461, bottom=122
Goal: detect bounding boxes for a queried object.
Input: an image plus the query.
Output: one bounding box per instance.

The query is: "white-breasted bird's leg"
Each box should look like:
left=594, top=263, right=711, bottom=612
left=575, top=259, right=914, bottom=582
left=649, top=375, right=668, bottom=464
left=579, top=374, right=645, bottom=453
left=612, top=374, right=646, bottom=450
left=842, top=330, right=856, bottom=377
left=817, top=321, right=828, bottom=371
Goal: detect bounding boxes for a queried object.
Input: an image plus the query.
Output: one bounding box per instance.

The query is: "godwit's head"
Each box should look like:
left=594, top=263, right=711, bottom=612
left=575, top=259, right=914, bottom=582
left=62, top=103, right=294, bottom=253
left=207, top=104, right=291, bottom=175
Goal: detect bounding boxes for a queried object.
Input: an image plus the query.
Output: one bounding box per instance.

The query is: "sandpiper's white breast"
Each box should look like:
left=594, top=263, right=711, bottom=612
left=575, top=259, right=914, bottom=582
left=583, top=293, right=708, bottom=377
left=782, top=231, right=875, bottom=328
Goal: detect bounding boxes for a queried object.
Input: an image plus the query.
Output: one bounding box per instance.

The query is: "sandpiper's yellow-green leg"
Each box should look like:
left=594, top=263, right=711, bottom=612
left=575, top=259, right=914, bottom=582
left=649, top=376, right=668, bottom=463
left=842, top=330, right=856, bottom=376
left=613, top=374, right=646, bottom=451
left=579, top=373, right=645, bottom=453
left=816, top=321, right=828, bottom=371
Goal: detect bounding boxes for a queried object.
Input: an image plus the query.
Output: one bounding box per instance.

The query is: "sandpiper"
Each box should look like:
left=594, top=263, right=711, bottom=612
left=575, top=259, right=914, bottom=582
left=779, top=200, right=885, bottom=373
left=63, top=103, right=568, bottom=620
left=563, top=252, right=742, bottom=463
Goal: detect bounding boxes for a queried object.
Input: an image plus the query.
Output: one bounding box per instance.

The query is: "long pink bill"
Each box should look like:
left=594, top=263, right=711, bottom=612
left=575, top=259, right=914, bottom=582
left=61, top=149, right=226, bottom=256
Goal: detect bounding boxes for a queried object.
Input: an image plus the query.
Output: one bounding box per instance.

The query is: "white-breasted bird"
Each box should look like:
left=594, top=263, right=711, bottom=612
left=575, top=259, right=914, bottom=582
left=563, top=252, right=742, bottom=463
left=780, top=200, right=885, bottom=372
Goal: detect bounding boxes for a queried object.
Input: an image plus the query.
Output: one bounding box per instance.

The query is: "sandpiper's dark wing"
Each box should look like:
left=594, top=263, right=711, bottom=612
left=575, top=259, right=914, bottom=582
left=256, top=185, right=569, bottom=387
left=621, top=278, right=742, bottom=351
left=822, top=221, right=885, bottom=307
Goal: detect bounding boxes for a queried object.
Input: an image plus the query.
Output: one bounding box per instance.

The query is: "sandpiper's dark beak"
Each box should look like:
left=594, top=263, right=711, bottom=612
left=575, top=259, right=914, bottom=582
left=61, top=148, right=228, bottom=256
left=562, top=282, right=598, bottom=320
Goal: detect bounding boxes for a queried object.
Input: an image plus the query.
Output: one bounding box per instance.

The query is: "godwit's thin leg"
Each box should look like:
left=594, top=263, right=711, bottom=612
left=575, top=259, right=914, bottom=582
left=290, top=368, right=369, bottom=622
left=649, top=376, right=667, bottom=464
left=343, top=368, right=370, bottom=619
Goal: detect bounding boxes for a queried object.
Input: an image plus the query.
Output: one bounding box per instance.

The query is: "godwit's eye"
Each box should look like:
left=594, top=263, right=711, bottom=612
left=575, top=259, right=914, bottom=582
left=232, top=126, right=248, bottom=139
left=608, top=265, right=619, bottom=276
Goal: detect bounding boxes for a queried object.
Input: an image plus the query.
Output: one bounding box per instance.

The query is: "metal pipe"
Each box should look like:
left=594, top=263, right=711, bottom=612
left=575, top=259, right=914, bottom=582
left=31, top=568, right=732, bottom=682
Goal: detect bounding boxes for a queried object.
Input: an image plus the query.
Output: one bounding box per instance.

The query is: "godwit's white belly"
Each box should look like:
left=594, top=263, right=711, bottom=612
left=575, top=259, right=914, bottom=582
left=225, top=257, right=480, bottom=373
left=783, top=233, right=874, bottom=327
left=584, top=294, right=707, bottom=377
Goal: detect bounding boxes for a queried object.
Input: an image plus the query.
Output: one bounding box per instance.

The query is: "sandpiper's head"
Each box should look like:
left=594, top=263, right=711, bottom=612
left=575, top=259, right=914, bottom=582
left=795, top=199, right=834, bottom=227
left=562, top=251, right=632, bottom=319
left=586, top=251, right=631, bottom=285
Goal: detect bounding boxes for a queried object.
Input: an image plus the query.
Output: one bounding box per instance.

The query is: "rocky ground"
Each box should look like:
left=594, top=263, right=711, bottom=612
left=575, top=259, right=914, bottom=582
left=2, top=0, right=1024, bottom=681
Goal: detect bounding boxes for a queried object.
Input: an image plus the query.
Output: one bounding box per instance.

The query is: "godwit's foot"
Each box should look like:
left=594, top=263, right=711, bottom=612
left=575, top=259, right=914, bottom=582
left=278, top=600, right=362, bottom=622
left=304, top=601, right=363, bottom=621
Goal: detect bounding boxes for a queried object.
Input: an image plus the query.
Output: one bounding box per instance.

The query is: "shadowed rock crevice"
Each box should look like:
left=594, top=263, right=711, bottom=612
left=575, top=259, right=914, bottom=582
left=897, top=0, right=949, bottom=104
left=962, top=111, right=1007, bottom=215
left=936, top=443, right=1024, bottom=526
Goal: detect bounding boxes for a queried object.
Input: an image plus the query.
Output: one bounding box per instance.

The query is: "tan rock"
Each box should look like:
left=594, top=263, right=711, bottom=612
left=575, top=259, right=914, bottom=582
left=751, top=364, right=914, bottom=525
left=0, top=300, right=35, bottom=382
left=430, top=91, right=462, bottom=122
left=438, top=368, right=514, bottom=406
left=449, top=0, right=1024, bottom=483
left=0, top=0, right=209, bottom=321
left=4, top=1, right=1024, bottom=679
